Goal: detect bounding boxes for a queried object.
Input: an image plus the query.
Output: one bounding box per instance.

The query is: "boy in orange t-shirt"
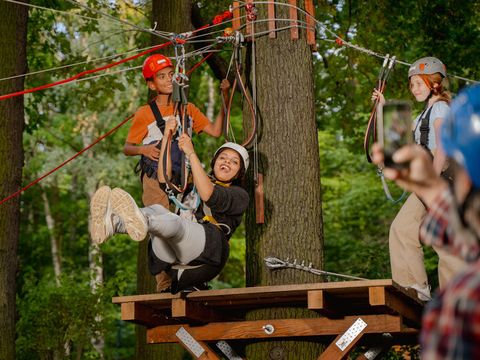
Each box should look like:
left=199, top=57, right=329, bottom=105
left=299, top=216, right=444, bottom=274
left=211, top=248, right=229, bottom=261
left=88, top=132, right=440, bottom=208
left=124, top=54, right=230, bottom=207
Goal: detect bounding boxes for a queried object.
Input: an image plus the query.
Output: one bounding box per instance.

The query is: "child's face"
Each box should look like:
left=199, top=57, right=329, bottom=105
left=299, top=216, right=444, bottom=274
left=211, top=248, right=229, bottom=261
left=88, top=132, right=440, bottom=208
left=149, top=67, right=174, bottom=95
left=213, top=149, right=242, bottom=182
left=409, top=75, right=431, bottom=102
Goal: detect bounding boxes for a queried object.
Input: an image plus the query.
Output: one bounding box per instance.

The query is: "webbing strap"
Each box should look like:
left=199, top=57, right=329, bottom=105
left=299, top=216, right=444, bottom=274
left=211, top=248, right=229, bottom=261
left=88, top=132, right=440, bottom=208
left=418, top=106, right=434, bottom=148
left=377, top=168, right=407, bottom=204
left=149, top=101, right=166, bottom=134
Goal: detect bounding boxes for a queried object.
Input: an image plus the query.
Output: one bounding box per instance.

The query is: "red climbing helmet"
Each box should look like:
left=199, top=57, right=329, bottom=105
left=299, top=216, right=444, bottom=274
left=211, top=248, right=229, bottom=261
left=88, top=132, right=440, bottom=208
left=142, top=54, right=173, bottom=80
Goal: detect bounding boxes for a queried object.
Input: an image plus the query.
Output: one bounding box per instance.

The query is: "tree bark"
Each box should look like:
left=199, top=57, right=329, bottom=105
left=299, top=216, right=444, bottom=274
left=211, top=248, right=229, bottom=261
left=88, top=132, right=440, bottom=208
left=0, top=1, right=27, bottom=359
left=135, top=1, right=191, bottom=359
left=244, top=1, right=324, bottom=359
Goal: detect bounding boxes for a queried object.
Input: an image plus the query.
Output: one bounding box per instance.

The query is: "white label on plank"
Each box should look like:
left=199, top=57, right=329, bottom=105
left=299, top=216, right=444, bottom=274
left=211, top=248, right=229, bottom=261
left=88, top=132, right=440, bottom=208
left=175, top=327, right=205, bottom=358
left=335, top=318, right=367, bottom=351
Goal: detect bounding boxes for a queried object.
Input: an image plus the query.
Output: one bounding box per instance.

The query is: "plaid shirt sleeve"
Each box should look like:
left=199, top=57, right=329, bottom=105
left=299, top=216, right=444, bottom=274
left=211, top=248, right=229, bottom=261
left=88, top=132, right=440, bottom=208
left=421, top=262, right=480, bottom=359
left=420, top=188, right=480, bottom=262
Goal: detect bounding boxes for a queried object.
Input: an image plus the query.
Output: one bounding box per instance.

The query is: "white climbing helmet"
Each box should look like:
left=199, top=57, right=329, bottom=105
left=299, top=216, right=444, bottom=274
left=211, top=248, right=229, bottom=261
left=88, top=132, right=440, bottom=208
left=408, top=57, right=447, bottom=78
left=214, top=142, right=249, bottom=171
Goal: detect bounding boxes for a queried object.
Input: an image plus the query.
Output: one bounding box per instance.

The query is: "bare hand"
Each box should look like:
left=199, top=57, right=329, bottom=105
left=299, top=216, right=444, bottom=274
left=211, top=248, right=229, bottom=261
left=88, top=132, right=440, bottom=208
left=371, top=89, right=386, bottom=106
left=141, top=141, right=161, bottom=160
left=220, top=79, right=231, bottom=93
left=178, top=134, right=195, bottom=156
left=164, top=116, right=178, bottom=135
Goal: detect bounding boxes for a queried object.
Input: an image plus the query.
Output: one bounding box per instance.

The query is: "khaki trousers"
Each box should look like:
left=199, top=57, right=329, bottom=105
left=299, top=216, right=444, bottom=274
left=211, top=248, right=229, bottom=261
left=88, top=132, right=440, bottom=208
left=389, top=193, right=467, bottom=289
left=142, top=176, right=169, bottom=208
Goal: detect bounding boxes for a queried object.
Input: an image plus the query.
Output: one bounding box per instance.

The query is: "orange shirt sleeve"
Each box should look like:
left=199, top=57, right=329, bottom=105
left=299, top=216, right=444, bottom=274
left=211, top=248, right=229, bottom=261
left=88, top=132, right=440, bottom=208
left=187, top=103, right=210, bottom=134
left=126, top=105, right=153, bottom=144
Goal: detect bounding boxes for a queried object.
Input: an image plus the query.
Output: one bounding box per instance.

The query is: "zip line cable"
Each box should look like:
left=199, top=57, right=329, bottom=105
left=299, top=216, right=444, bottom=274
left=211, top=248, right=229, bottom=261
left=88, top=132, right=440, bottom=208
left=0, top=51, right=218, bottom=206
left=0, top=45, right=159, bottom=83
left=0, top=113, right=134, bottom=206
left=4, top=0, right=123, bottom=24
left=244, top=0, right=479, bottom=84
left=65, top=0, right=172, bottom=40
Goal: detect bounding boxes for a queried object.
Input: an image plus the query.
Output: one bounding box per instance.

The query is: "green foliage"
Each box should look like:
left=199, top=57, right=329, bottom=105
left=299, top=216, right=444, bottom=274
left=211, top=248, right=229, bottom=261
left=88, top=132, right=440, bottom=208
left=14, top=0, right=480, bottom=356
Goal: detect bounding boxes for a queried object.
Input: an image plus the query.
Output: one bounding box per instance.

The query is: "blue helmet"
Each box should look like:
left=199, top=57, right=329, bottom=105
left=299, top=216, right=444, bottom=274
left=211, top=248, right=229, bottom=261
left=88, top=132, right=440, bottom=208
left=441, top=85, right=480, bottom=189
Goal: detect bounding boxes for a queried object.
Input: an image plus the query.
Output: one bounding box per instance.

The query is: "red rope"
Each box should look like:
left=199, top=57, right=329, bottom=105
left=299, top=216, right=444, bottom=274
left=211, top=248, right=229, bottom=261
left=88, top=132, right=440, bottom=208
left=0, top=7, right=236, bottom=205
left=0, top=114, right=134, bottom=206
left=187, top=52, right=214, bottom=76
left=0, top=42, right=172, bottom=101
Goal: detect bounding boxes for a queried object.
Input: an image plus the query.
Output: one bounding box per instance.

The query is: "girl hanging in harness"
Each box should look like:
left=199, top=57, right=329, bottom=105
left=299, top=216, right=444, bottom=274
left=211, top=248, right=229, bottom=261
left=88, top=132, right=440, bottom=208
left=372, top=56, right=467, bottom=299
left=89, top=135, right=249, bottom=293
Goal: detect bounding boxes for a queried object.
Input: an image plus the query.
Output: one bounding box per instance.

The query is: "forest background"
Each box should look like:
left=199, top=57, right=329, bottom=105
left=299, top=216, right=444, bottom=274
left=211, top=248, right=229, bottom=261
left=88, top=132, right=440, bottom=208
left=3, top=0, right=480, bottom=359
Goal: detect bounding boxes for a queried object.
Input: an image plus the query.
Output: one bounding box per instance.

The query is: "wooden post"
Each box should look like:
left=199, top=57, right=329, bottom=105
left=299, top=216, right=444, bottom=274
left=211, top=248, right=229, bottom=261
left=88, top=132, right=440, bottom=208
left=289, top=0, right=299, bottom=40
left=232, top=1, right=241, bottom=31
left=268, top=1, right=276, bottom=38
left=246, top=0, right=254, bottom=37
left=304, top=0, right=317, bottom=49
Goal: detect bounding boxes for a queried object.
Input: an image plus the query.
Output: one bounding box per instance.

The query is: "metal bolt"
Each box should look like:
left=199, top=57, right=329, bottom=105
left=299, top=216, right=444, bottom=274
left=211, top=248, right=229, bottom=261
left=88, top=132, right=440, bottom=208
left=263, top=324, right=275, bottom=335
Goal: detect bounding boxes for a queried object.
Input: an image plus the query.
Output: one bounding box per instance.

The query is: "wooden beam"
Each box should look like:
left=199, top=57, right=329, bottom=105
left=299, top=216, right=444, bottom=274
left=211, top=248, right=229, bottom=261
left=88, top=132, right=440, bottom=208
left=171, top=298, right=227, bottom=323
left=147, top=315, right=403, bottom=344
left=232, top=1, right=241, bottom=31
left=268, top=1, right=276, bottom=38
left=304, top=0, right=316, bottom=49
left=318, top=318, right=368, bottom=360
left=308, top=290, right=341, bottom=318
left=121, top=302, right=170, bottom=327
left=369, top=286, right=421, bottom=325
left=289, top=0, right=299, bottom=40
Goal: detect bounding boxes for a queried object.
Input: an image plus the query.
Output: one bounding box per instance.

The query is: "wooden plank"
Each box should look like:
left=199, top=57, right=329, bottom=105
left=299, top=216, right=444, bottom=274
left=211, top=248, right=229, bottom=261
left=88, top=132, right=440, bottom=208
left=304, top=0, right=316, bottom=49
left=146, top=315, right=403, bottom=344
left=308, top=290, right=341, bottom=318
left=113, top=280, right=423, bottom=327
left=171, top=298, right=228, bottom=323
left=268, top=1, right=276, bottom=38
left=369, top=286, right=421, bottom=325
left=232, top=1, right=241, bottom=31
left=113, top=279, right=400, bottom=304
left=255, top=174, right=265, bottom=224
left=318, top=318, right=367, bottom=360
left=289, top=0, right=299, bottom=40
left=121, top=302, right=171, bottom=327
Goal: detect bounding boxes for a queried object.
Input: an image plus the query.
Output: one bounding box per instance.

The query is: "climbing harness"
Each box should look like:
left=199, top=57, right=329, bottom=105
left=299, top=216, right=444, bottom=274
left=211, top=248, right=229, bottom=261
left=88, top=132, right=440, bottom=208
left=264, top=256, right=367, bottom=281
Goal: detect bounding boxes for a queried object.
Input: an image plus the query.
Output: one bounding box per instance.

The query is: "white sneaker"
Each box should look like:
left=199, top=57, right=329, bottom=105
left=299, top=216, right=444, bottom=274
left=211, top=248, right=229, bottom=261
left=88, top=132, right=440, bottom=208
left=89, top=186, right=113, bottom=244
left=110, top=188, right=148, bottom=241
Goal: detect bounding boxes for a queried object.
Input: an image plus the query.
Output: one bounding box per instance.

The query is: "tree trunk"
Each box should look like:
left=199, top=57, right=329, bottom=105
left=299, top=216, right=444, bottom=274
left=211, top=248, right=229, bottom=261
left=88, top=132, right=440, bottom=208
left=0, top=1, right=27, bottom=359
left=244, top=1, right=324, bottom=359
left=41, top=188, right=62, bottom=285
left=135, top=1, right=191, bottom=359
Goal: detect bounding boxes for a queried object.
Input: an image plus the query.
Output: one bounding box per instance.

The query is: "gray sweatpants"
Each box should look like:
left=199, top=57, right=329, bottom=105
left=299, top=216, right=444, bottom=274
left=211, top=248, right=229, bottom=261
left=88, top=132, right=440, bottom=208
left=141, top=205, right=206, bottom=266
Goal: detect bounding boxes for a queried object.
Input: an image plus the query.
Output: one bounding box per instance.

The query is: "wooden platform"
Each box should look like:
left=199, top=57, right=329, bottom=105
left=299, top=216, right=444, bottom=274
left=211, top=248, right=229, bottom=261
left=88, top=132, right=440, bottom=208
left=113, top=279, right=423, bottom=359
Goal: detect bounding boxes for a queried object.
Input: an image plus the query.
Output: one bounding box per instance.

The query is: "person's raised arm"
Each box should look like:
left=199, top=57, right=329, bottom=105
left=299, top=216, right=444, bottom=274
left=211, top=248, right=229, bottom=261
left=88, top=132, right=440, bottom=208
left=177, top=134, right=214, bottom=201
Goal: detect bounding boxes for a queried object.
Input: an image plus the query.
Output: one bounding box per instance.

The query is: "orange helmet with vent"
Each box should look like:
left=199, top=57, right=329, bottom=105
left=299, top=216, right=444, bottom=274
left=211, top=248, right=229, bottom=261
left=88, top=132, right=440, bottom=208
left=142, top=54, right=173, bottom=80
